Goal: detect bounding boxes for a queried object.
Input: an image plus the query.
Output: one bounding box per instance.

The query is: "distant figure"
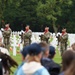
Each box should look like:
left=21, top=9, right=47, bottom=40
left=23, top=25, right=32, bottom=47
left=40, top=43, right=61, bottom=75
left=60, top=28, right=68, bottom=56
left=43, top=27, right=51, bottom=44
left=2, top=24, right=12, bottom=50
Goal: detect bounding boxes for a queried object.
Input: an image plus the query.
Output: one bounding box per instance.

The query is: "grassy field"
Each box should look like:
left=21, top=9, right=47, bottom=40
left=10, top=49, right=61, bottom=75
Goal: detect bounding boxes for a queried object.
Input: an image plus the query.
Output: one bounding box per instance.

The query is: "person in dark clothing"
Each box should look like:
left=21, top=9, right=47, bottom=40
left=41, top=45, right=61, bottom=75
left=48, top=46, right=61, bottom=75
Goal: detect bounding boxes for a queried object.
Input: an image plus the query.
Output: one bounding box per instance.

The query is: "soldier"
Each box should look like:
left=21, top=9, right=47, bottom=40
left=2, top=24, right=12, bottom=50
left=43, top=27, right=51, bottom=44
left=60, top=28, right=68, bottom=56
left=23, top=25, right=32, bottom=47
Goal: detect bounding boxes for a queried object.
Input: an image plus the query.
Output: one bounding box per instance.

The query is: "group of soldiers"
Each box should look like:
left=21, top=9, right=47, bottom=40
left=20, top=26, right=51, bottom=46
left=21, top=26, right=68, bottom=56
left=1, top=24, right=68, bottom=56
left=0, top=24, right=51, bottom=49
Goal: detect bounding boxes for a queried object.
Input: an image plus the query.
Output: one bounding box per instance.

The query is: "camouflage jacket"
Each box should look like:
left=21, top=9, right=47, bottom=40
left=3, top=28, right=12, bottom=38
left=60, top=33, right=68, bottom=43
left=44, top=31, right=51, bottom=40
left=23, top=29, right=32, bottom=40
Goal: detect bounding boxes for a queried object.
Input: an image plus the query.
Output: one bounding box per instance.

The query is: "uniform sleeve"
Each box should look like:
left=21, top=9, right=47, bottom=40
left=27, top=30, right=32, bottom=38
left=16, top=67, right=25, bottom=75
left=2, top=31, right=6, bottom=37
left=62, top=34, right=68, bottom=40
left=24, top=30, right=32, bottom=38
left=6, top=29, right=12, bottom=35
left=3, top=29, right=11, bottom=37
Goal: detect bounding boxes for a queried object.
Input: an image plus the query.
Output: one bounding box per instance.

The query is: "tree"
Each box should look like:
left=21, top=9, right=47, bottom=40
left=37, top=0, right=74, bottom=33
left=37, top=0, right=62, bottom=34
left=0, top=0, right=75, bottom=32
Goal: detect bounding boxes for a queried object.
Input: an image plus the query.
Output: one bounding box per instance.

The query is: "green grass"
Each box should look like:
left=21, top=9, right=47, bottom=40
left=49, top=37, right=53, bottom=42
left=10, top=51, right=21, bottom=75
left=10, top=49, right=61, bottom=75
left=53, top=50, right=61, bottom=63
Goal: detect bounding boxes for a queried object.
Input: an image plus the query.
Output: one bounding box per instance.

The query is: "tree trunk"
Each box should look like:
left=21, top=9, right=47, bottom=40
left=52, top=20, right=57, bottom=36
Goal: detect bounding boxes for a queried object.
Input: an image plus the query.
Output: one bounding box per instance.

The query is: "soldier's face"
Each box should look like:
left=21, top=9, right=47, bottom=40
left=5, top=25, right=9, bottom=28
left=62, top=29, right=66, bottom=33
left=26, top=26, right=29, bottom=30
left=62, top=30, right=65, bottom=33
left=63, top=30, right=66, bottom=33
left=64, top=29, right=66, bottom=32
left=45, top=27, right=49, bottom=30
left=45, top=28, right=47, bottom=30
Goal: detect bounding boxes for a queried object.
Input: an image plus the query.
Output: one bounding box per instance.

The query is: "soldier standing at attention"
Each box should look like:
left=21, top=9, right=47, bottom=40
left=60, top=28, right=68, bottom=56
left=2, top=24, right=12, bottom=50
left=23, top=25, right=32, bottom=47
left=43, top=27, right=51, bottom=44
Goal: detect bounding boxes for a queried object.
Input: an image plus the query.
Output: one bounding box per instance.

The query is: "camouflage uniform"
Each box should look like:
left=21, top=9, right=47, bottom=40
left=43, top=31, right=51, bottom=44
left=23, top=29, right=32, bottom=47
left=60, top=33, right=68, bottom=55
left=3, top=28, right=11, bottom=50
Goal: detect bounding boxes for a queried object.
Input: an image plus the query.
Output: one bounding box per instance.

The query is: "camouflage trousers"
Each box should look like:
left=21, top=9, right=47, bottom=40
left=60, top=42, right=67, bottom=56
left=23, top=39, right=31, bottom=47
left=4, top=37, right=10, bottom=50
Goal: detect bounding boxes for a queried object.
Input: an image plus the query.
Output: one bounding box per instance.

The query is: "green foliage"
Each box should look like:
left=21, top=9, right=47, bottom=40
left=0, top=0, right=75, bottom=32
left=36, top=0, right=74, bottom=33
left=37, top=0, right=62, bottom=21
